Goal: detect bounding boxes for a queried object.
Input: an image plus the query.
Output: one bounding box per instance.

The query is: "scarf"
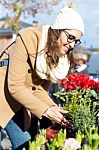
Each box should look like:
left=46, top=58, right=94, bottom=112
left=36, top=25, right=70, bottom=83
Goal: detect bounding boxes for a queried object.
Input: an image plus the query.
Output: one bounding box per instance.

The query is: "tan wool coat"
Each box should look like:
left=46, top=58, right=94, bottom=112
left=0, top=25, right=56, bottom=129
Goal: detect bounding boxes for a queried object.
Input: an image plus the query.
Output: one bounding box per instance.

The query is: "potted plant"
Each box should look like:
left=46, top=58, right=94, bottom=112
left=54, top=73, right=99, bottom=134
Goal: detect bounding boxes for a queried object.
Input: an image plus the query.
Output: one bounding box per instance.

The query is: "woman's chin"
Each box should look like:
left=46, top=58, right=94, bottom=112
left=61, top=51, right=68, bottom=56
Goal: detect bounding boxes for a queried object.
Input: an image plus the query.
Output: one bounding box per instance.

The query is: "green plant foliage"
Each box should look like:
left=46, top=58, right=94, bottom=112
left=48, top=129, right=66, bottom=149
left=54, top=88, right=98, bottom=133
left=22, top=126, right=99, bottom=150
left=22, top=129, right=46, bottom=150
left=76, top=126, right=99, bottom=150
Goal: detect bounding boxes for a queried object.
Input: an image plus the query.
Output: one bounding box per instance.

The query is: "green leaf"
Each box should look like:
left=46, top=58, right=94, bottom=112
left=83, top=144, right=92, bottom=150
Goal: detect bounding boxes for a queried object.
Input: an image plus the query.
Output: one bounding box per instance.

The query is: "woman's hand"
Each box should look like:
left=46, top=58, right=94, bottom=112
left=43, top=106, right=69, bottom=126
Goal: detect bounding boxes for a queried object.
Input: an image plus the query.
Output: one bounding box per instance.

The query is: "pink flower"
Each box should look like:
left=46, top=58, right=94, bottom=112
left=63, top=138, right=81, bottom=150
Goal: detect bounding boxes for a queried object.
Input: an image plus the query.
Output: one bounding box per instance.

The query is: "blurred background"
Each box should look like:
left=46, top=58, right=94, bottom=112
left=0, top=0, right=99, bottom=78
left=0, top=0, right=99, bottom=48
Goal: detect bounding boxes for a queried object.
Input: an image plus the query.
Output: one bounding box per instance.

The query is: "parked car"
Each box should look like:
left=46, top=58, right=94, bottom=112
left=87, top=52, right=99, bottom=81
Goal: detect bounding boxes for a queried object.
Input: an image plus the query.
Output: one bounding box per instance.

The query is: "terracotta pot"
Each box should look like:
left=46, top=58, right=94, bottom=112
left=46, top=126, right=59, bottom=140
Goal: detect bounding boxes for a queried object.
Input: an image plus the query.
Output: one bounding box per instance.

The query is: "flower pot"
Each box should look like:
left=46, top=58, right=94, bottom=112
left=66, top=127, right=76, bottom=138
left=46, top=126, right=59, bottom=140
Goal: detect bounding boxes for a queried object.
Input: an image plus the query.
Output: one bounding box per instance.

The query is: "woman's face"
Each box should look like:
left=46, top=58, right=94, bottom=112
left=57, top=29, right=82, bottom=56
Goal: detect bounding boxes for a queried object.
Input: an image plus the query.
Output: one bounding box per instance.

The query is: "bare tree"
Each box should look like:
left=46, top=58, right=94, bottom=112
left=0, top=0, right=61, bottom=31
left=0, top=0, right=60, bottom=14
left=0, top=1, right=76, bottom=31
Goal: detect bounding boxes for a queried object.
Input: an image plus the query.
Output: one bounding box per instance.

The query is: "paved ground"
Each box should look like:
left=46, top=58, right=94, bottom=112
left=1, top=129, right=12, bottom=150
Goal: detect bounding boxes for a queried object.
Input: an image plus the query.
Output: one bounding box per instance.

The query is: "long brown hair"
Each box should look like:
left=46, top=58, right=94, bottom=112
left=44, top=27, right=76, bottom=73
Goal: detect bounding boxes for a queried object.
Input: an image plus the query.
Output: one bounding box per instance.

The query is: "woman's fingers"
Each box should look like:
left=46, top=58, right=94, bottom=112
left=43, top=106, right=69, bottom=125
left=59, top=108, right=68, bottom=114
left=51, top=106, right=68, bottom=114
left=60, top=116, right=70, bottom=127
left=57, top=106, right=68, bottom=113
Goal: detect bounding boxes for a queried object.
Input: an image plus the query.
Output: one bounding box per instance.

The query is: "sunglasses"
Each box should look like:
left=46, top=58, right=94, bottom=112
left=64, top=30, right=81, bottom=46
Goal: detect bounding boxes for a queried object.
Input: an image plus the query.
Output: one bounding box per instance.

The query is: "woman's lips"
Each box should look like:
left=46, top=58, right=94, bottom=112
left=63, top=45, right=68, bottom=52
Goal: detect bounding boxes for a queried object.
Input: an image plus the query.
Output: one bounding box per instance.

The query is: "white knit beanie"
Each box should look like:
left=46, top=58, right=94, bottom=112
left=51, top=7, right=84, bottom=35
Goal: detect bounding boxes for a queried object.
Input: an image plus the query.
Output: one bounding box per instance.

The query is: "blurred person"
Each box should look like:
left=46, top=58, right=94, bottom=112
left=74, top=58, right=88, bottom=74
left=32, top=20, right=38, bottom=27
left=0, top=6, right=84, bottom=149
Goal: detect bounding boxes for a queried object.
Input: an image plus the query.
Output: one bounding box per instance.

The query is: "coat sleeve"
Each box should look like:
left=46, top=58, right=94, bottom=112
left=8, top=30, right=56, bottom=119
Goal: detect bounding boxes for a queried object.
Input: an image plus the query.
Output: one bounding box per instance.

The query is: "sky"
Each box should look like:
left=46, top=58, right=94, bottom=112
left=0, top=0, right=99, bottom=48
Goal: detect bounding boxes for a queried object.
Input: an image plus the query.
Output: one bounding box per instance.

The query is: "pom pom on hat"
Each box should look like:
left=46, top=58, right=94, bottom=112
left=51, top=6, right=84, bottom=35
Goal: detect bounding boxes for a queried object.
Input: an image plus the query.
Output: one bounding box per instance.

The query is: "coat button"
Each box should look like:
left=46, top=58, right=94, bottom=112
left=28, top=69, right=32, bottom=73
left=32, top=86, right=36, bottom=91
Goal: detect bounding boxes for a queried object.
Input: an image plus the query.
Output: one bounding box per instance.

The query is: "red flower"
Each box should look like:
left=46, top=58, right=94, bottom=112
left=60, top=73, right=99, bottom=91
left=61, top=78, right=68, bottom=89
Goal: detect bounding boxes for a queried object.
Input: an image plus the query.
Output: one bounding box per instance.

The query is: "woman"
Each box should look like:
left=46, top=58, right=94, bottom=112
left=0, top=6, right=84, bottom=149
